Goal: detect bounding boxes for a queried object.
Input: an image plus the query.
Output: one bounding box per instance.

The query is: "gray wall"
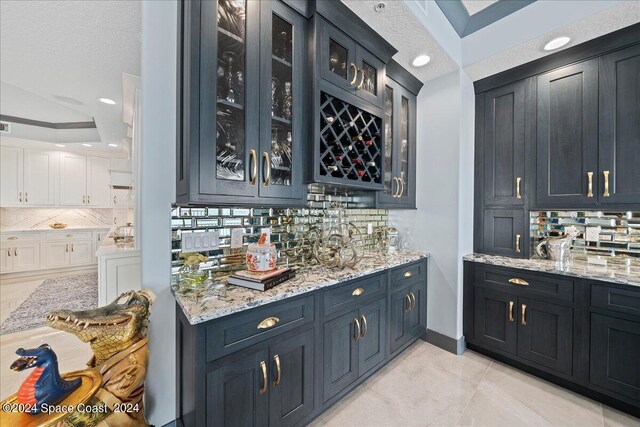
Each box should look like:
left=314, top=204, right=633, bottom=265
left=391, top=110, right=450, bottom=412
left=390, top=69, right=474, bottom=345
left=139, top=1, right=177, bottom=425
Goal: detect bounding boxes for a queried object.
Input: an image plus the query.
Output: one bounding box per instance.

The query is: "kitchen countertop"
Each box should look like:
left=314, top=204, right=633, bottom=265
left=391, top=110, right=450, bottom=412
left=463, top=253, right=640, bottom=288
left=95, top=227, right=139, bottom=257
left=173, top=250, right=429, bottom=325
left=1, top=225, right=110, bottom=233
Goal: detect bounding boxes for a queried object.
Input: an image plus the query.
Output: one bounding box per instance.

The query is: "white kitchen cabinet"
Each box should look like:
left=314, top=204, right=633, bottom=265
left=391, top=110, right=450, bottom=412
left=0, top=146, right=23, bottom=207
left=43, top=241, right=69, bottom=268
left=11, top=241, right=41, bottom=271
left=87, top=156, right=111, bottom=207
left=0, top=244, right=12, bottom=273
left=23, top=150, right=56, bottom=206
left=111, top=188, right=131, bottom=208
left=69, top=240, right=93, bottom=265
left=98, top=251, right=141, bottom=306
left=112, top=209, right=130, bottom=227
left=59, top=153, right=87, bottom=206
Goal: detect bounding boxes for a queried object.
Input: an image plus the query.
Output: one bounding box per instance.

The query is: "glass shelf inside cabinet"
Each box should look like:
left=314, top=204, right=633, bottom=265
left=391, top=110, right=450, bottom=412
left=270, top=13, right=294, bottom=187
left=216, top=0, right=246, bottom=181
left=319, top=92, right=383, bottom=184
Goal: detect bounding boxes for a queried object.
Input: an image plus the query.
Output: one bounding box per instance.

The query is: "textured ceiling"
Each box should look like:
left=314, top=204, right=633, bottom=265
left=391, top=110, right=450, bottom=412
left=0, top=0, right=141, bottom=150
left=462, top=0, right=498, bottom=16
left=342, top=0, right=459, bottom=83
left=464, top=1, right=640, bottom=81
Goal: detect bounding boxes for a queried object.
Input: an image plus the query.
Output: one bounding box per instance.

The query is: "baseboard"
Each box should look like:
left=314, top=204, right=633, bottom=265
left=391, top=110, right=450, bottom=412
left=424, top=328, right=465, bottom=355
left=0, top=265, right=97, bottom=285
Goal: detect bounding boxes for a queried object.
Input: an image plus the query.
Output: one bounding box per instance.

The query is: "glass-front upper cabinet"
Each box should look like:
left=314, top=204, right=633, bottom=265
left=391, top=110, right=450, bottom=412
left=259, top=1, right=306, bottom=200
left=382, top=84, right=394, bottom=197
left=177, top=0, right=306, bottom=204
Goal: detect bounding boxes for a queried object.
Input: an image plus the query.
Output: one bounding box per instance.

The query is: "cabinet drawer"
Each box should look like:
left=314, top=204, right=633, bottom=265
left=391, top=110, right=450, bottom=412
left=390, top=260, right=426, bottom=289
left=475, top=266, right=573, bottom=302
left=45, top=231, right=93, bottom=241
left=322, top=273, right=385, bottom=317
left=1, top=233, right=41, bottom=242
left=591, top=284, right=640, bottom=319
left=205, top=295, right=314, bottom=362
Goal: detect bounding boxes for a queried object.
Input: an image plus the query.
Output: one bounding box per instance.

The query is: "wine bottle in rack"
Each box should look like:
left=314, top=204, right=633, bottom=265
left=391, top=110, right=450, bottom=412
left=365, top=161, right=376, bottom=167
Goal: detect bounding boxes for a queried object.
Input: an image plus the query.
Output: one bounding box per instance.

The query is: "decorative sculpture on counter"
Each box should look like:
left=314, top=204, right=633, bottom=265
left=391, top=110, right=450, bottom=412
left=0, top=289, right=155, bottom=427
left=314, top=221, right=365, bottom=268
left=10, top=344, right=82, bottom=414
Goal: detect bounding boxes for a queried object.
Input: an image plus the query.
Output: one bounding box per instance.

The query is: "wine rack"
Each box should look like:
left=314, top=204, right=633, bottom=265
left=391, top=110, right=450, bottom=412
left=319, top=92, right=383, bottom=186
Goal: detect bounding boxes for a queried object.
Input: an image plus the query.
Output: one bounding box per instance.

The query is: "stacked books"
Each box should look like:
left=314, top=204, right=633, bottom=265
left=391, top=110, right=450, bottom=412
left=228, top=267, right=295, bottom=291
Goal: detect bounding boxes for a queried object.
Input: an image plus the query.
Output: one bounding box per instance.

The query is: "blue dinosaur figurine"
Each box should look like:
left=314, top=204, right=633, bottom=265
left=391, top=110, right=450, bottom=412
left=10, top=344, right=82, bottom=414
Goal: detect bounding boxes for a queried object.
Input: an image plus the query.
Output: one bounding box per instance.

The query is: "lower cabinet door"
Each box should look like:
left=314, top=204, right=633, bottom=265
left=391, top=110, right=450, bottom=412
left=516, top=297, right=573, bottom=375
left=206, top=347, right=270, bottom=427
left=323, top=309, right=359, bottom=402
left=474, top=287, right=517, bottom=355
left=69, top=240, right=93, bottom=265
left=590, top=314, right=640, bottom=401
left=269, top=329, right=314, bottom=427
left=389, top=286, right=410, bottom=354
left=482, top=209, right=525, bottom=258
left=359, top=298, right=386, bottom=374
left=43, top=241, right=69, bottom=268
left=0, top=245, right=12, bottom=273
left=12, top=242, right=41, bottom=272
left=406, top=282, right=426, bottom=339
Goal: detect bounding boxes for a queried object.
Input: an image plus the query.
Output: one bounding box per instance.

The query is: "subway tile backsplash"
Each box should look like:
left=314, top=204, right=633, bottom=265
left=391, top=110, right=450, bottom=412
left=530, top=211, right=640, bottom=258
left=171, top=191, right=388, bottom=273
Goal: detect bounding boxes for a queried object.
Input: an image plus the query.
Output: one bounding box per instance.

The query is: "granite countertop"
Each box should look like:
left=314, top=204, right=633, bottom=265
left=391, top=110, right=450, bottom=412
left=463, top=253, right=640, bottom=288
left=1, top=225, right=111, bottom=233
left=173, top=250, right=429, bottom=325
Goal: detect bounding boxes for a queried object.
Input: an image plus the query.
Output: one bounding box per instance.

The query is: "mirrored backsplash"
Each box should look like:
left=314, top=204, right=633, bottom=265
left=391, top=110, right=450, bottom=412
left=171, top=190, right=389, bottom=274
left=530, top=211, right=640, bottom=258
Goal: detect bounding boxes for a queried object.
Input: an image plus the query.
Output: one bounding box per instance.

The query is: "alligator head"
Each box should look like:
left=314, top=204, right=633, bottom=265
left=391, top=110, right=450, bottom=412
left=10, top=344, right=55, bottom=372
left=45, top=290, right=155, bottom=365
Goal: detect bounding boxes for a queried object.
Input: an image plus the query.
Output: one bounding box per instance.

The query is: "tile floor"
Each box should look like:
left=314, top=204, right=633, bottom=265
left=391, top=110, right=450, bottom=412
left=311, top=341, right=640, bottom=427
left=0, top=276, right=92, bottom=399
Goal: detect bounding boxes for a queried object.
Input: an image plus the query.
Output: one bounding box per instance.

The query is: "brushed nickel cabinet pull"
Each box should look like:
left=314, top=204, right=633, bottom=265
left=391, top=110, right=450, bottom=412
left=587, top=172, right=594, bottom=197
left=353, top=318, right=361, bottom=341
left=509, top=301, right=515, bottom=322
left=250, top=149, right=257, bottom=185
left=508, top=278, right=529, bottom=286
left=262, top=152, right=271, bottom=187
left=392, top=177, right=399, bottom=198
left=360, top=315, right=368, bottom=338
left=521, top=304, right=527, bottom=325
left=273, top=355, right=281, bottom=387
left=398, top=177, right=405, bottom=198
left=515, top=234, right=521, bottom=253
left=257, top=316, right=279, bottom=329
left=516, top=177, right=522, bottom=199
left=409, top=292, right=416, bottom=311
left=349, top=63, right=358, bottom=86
left=357, top=68, right=365, bottom=89
left=603, top=170, right=610, bottom=197
left=352, top=287, right=364, bottom=296
left=259, top=361, right=268, bottom=394
left=404, top=294, right=412, bottom=312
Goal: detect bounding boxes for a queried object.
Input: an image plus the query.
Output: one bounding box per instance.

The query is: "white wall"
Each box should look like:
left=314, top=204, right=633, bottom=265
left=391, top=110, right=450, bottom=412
left=390, top=69, right=474, bottom=345
left=139, top=1, right=177, bottom=425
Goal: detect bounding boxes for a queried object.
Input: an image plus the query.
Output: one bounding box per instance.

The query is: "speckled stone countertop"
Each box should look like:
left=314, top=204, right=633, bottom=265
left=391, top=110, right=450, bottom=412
left=463, top=253, right=640, bottom=288
left=173, top=250, right=429, bottom=325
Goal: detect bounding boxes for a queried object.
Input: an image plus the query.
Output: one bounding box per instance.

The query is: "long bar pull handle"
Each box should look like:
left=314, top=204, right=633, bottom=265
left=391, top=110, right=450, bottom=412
left=273, top=355, right=281, bottom=387
left=65, top=244, right=69, bottom=253
left=521, top=304, right=527, bottom=325
left=587, top=172, right=594, bottom=197
left=14, top=248, right=17, bottom=257
left=409, top=292, right=416, bottom=311
left=349, top=63, right=358, bottom=86
left=404, top=294, right=412, bottom=312
left=515, top=234, right=521, bottom=253
left=398, top=177, right=405, bottom=198
left=259, top=361, right=268, bottom=394
left=392, top=177, right=399, bottom=198
left=262, top=152, right=271, bottom=187
left=250, top=149, right=257, bottom=185
left=360, top=315, right=368, bottom=338
left=603, top=170, right=610, bottom=197
left=71, top=244, right=74, bottom=252
left=353, top=318, right=361, bottom=342
left=509, top=301, right=515, bottom=322
left=516, top=177, right=522, bottom=199
left=357, top=68, right=365, bottom=89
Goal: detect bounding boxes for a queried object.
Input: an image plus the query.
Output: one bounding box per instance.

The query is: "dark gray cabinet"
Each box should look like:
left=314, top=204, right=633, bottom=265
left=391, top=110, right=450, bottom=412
left=536, top=60, right=599, bottom=207
left=517, top=297, right=573, bottom=375
left=473, top=287, right=518, bottom=355
left=483, top=81, right=526, bottom=206
left=377, top=68, right=419, bottom=208
left=390, top=280, right=426, bottom=354
left=359, top=298, right=387, bottom=374
left=176, top=0, right=307, bottom=206
left=598, top=44, right=640, bottom=205
left=482, top=209, right=525, bottom=258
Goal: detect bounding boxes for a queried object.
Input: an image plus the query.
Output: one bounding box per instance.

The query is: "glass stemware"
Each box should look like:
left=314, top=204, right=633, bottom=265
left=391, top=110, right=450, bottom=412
left=271, top=77, right=281, bottom=117
left=221, top=51, right=238, bottom=103
left=282, top=81, right=292, bottom=120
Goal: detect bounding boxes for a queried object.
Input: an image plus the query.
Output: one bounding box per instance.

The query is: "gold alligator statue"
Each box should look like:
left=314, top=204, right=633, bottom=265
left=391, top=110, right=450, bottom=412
left=45, top=289, right=156, bottom=426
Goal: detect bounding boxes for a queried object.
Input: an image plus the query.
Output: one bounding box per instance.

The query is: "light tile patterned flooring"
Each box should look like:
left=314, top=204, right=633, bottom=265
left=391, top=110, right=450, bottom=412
left=311, top=341, right=640, bottom=427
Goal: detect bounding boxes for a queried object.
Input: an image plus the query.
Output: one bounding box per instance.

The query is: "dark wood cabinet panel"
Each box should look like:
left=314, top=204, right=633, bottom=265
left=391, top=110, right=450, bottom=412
left=358, top=298, right=386, bottom=374
left=318, top=17, right=358, bottom=94
left=473, top=287, right=518, bottom=355
left=483, top=81, right=526, bottom=206
left=598, top=44, right=640, bottom=205
left=536, top=60, right=599, bottom=207
left=517, top=297, right=573, bottom=375
left=322, top=309, right=359, bottom=402
left=482, top=209, right=525, bottom=258
left=269, top=329, right=314, bottom=427
left=206, top=347, right=270, bottom=427
left=590, top=313, right=640, bottom=401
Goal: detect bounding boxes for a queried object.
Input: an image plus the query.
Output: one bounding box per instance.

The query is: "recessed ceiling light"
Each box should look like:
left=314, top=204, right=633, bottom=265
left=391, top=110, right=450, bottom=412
left=55, top=144, right=66, bottom=148
left=82, top=143, right=93, bottom=147
left=412, top=55, right=431, bottom=67
left=374, top=2, right=386, bottom=13
left=108, top=143, right=119, bottom=147
left=544, top=36, right=571, bottom=51
left=98, top=98, right=116, bottom=105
